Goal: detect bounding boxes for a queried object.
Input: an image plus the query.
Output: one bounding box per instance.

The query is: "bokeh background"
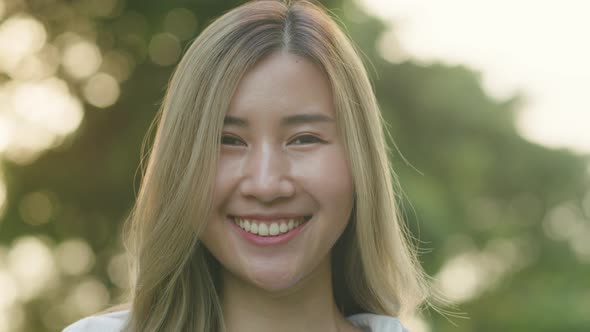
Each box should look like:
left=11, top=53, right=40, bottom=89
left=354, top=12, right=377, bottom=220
left=0, top=0, right=589, bottom=331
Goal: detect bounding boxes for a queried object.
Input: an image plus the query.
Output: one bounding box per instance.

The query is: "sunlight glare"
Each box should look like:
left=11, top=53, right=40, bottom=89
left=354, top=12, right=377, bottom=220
left=62, top=40, right=102, bottom=79
left=12, top=78, right=84, bottom=135
left=0, top=270, right=18, bottom=310
left=0, top=114, right=11, bottom=154
left=1, top=78, right=83, bottom=164
left=19, top=190, right=56, bottom=226
left=405, top=315, right=431, bottom=332
left=543, top=203, right=583, bottom=241
left=101, top=49, right=135, bottom=82
left=65, top=277, right=110, bottom=316
left=435, top=251, right=482, bottom=303
left=0, top=15, right=47, bottom=75
left=82, top=72, right=121, bottom=108
left=55, top=239, right=96, bottom=276
left=435, top=237, right=526, bottom=303
left=0, top=304, right=25, bottom=332
left=149, top=33, right=181, bottom=66
left=7, top=236, right=58, bottom=301
left=107, top=252, right=129, bottom=289
left=359, top=0, right=590, bottom=153
left=164, top=8, right=198, bottom=41
left=10, top=44, right=60, bottom=80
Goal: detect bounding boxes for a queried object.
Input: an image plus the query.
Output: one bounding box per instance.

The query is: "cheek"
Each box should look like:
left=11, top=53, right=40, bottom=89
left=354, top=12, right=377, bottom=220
left=211, top=155, right=238, bottom=210
left=295, top=147, right=354, bottom=217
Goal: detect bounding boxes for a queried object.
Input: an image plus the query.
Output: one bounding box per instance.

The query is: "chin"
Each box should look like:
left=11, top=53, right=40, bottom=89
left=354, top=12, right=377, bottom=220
left=243, top=266, right=305, bottom=293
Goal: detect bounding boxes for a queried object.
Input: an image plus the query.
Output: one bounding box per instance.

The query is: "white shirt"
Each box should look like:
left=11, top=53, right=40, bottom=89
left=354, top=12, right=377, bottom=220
left=62, top=310, right=410, bottom=332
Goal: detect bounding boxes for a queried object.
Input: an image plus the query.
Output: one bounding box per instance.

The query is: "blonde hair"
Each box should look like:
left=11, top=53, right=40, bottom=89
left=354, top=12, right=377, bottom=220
left=121, top=0, right=431, bottom=331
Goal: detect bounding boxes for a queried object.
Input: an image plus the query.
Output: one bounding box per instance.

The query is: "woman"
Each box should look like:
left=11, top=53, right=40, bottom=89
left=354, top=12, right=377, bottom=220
left=64, top=0, right=431, bottom=331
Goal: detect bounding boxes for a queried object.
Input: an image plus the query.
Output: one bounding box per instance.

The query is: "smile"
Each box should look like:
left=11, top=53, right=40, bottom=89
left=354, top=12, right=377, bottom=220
left=230, top=215, right=312, bottom=237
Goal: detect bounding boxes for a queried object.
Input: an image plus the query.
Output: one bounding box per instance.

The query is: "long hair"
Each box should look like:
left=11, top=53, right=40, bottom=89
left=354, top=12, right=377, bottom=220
left=121, top=1, right=431, bottom=331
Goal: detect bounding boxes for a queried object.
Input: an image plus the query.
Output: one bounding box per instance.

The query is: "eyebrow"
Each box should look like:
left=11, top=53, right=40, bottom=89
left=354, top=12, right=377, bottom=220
left=223, top=113, right=335, bottom=127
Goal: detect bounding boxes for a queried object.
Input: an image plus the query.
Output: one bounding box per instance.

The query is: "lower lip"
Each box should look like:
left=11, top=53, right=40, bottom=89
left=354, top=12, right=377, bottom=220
left=228, top=216, right=310, bottom=246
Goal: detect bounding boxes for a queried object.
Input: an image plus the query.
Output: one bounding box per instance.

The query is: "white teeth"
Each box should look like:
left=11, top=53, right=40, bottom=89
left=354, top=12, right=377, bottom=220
left=279, top=223, right=288, bottom=233
left=269, top=223, right=279, bottom=236
left=233, top=217, right=308, bottom=236
left=258, top=224, right=269, bottom=236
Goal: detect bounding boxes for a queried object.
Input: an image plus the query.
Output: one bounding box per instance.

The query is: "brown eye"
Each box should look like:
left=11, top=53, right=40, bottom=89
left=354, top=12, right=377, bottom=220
left=221, top=135, right=246, bottom=146
left=290, top=135, right=324, bottom=145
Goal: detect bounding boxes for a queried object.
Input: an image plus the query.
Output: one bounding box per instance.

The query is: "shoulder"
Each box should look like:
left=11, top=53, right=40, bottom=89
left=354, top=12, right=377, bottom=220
left=62, top=310, right=130, bottom=332
left=347, top=313, right=410, bottom=332
left=62, top=310, right=406, bottom=332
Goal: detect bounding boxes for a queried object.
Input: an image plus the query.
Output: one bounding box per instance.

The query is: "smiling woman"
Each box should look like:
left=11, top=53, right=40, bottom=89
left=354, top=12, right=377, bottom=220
left=202, top=51, right=356, bottom=303
left=63, top=1, right=431, bottom=331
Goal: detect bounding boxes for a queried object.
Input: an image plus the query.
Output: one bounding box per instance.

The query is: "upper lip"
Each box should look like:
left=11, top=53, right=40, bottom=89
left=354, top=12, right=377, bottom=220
left=230, top=213, right=311, bottom=221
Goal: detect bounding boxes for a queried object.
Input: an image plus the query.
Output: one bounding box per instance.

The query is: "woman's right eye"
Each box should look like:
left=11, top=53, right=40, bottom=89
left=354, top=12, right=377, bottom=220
left=221, top=135, right=246, bottom=146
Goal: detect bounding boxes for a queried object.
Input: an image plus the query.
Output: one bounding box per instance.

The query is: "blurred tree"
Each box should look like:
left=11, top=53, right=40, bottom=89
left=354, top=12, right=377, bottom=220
left=0, top=0, right=588, bottom=331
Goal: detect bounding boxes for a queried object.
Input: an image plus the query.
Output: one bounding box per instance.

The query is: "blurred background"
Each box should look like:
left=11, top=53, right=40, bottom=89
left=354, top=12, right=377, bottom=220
left=0, top=0, right=588, bottom=331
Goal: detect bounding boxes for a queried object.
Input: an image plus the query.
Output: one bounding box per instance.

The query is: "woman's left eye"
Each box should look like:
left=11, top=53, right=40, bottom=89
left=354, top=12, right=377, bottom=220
left=289, top=135, right=324, bottom=145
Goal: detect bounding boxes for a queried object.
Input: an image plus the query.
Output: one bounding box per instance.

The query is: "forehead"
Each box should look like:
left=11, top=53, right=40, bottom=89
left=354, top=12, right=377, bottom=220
left=227, top=52, right=334, bottom=117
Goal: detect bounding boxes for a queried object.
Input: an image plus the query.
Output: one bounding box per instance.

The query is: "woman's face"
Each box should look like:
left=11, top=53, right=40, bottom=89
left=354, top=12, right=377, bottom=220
left=201, top=51, right=354, bottom=293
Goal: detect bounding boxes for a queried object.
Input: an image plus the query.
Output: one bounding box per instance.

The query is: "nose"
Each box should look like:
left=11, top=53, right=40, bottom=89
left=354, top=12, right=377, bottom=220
left=239, top=142, right=295, bottom=203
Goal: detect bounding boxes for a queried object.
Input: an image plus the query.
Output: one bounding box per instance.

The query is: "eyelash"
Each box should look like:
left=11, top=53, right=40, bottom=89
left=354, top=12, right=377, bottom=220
left=220, top=134, right=324, bottom=146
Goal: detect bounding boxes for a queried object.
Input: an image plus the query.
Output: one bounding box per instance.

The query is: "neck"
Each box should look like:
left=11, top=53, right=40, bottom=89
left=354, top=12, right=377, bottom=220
left=220, top=257, right=354, bottom=332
